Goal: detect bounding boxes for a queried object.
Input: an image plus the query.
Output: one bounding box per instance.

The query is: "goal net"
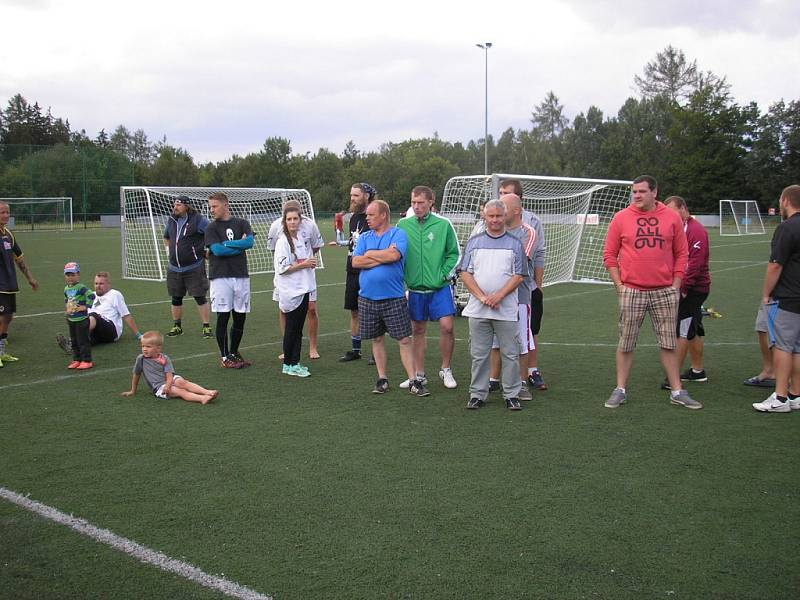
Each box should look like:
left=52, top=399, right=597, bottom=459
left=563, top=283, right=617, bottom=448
left=120, top=186, right=321, bottom=281
left=719, top=200, right=765, bottom=236
left=440, top=174, right=633, bottom=303
left=0, top=197, right=73, bottom=231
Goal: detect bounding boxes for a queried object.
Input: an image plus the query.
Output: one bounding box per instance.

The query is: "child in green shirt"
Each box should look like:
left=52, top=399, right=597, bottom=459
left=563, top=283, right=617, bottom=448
left=63, top=261, right=95, bottom=369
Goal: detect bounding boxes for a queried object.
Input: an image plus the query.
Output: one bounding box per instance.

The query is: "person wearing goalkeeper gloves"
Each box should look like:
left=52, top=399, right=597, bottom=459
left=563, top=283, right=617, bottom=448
left=205, top=192, right=255, bottom=369
left=56, top=271, right=144, bottom=354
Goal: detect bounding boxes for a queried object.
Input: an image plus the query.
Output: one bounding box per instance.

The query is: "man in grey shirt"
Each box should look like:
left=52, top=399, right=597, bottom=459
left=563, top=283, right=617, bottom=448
left=458, top=199, right=527, bottom=411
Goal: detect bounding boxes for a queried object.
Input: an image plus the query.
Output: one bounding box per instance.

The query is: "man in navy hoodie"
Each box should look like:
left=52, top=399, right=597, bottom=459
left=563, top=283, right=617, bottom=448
left=163, top=195, right=212, bottom=338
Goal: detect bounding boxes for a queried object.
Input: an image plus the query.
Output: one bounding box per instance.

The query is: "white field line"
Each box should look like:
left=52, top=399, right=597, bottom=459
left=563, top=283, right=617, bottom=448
left=710, top=239, right=770, bottom=249
left=0, top=329, right=350, bottom=392
left=0, top=486, right=271, bottom=600
left=453, top=339, right=757, bottom=347
left=15, top=281, right=346, bottom=319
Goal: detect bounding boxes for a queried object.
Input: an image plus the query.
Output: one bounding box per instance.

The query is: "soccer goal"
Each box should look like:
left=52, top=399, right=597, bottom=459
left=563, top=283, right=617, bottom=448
left=0, top=197, right=73, bottom=231
left=440, top=174, right=633, bottom=303
left=120, top=186, right=321, bottom=281
left=719, top=199, right=765, bottom=236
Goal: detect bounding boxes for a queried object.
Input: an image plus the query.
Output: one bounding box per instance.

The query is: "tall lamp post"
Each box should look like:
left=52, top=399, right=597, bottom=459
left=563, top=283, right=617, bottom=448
left=475, top=42, right=492, bottom=176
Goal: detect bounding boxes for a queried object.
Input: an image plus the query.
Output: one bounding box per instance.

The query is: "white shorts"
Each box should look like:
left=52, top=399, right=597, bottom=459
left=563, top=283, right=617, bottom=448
left=210, top=278, right=251, bottom=313
left=492, top=304, right=534, bottom=354
left=154, top=375, right=184, bottom=399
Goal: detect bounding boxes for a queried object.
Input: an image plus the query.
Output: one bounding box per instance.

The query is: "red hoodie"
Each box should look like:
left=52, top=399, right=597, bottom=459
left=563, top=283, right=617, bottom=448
left=603, top=201, right=688, bottom=290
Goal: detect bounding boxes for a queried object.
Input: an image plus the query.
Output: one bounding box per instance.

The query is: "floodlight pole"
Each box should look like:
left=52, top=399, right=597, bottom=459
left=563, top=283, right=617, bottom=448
left=476, top=42, right=492, bottom=176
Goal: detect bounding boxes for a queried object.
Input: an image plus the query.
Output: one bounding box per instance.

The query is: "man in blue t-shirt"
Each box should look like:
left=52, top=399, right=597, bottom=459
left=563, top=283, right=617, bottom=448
left=352, top=200, right=420, bottom=396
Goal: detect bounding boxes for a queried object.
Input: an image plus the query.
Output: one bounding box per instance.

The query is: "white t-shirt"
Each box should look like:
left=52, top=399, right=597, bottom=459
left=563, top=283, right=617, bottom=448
left=267, top=217, right=324, bottom=252
left=90, top=289, right=130, bottom=339
left=273, top=232, right=317, bottom=313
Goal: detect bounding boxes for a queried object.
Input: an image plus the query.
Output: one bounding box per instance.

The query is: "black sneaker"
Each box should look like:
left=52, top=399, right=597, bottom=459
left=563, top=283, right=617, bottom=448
left=505, top=397, right=523, bottom=411
left=373, top=378, right=389, bottom=394
left=367, top=355, right=376, bottom=365
left=466, top=397, right=485, bottom=410
left=660, top=378, right=671, bottom=390
left=488, top=380, right=501, bottom=393
left=680, top=368, right=708, bottom=382
left=527, top=371, right=548, bottom=390
left=409, top=379, right=431, bottom=397
left=339, top=350, right=362, bottom=362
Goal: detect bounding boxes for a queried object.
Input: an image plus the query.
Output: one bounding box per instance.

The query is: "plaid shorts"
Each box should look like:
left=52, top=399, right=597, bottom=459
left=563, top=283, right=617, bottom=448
left=618, top=286, right=679, bottom=352
left=358, top=296, right=412, bottom=341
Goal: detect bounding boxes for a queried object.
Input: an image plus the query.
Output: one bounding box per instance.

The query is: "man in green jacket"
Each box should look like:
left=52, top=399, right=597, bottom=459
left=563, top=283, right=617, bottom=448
left=396, top=186, right=461, bottom=392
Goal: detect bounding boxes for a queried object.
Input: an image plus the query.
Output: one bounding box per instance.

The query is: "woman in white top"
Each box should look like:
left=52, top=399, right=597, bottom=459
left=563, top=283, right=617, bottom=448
left=273, top=206, right=317, bottom=377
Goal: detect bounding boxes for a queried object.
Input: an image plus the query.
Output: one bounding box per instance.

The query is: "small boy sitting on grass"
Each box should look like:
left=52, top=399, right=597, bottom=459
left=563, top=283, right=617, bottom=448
left=122, top=331, right=217, bottom=404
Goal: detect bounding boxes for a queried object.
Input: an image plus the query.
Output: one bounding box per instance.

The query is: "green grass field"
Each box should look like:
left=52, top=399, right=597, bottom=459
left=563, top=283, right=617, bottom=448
left=1, top=224, right=798, bottom=599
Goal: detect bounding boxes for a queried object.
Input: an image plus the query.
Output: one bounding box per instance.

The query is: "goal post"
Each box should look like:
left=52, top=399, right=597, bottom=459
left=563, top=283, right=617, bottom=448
left=0, top=197, right=73, bottom=231
left=120, top=186, right=321, bottom=281
left=719, top=199, right=765, bottom=236
left=440, top=174, right=633, bottom=303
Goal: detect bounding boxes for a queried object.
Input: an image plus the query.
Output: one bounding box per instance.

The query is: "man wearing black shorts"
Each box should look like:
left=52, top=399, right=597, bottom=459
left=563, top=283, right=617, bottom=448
left=163, top=195, right=212, bottom=338
left=0, top=201, right=39, bottom=366
left=662, top=196, right=710, bottom=389
left=205, top=192, right=254, bottom=369
left=339, top=182, right=374, bottom=362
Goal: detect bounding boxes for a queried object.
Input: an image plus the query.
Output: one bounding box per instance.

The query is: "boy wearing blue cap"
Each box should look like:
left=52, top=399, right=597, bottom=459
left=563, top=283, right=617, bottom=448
left=63, top=261, right=95, bottom=369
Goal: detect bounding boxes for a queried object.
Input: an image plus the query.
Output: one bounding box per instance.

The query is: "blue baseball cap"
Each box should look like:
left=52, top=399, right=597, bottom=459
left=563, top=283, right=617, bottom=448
left=64, top=261, right=80, bottom=274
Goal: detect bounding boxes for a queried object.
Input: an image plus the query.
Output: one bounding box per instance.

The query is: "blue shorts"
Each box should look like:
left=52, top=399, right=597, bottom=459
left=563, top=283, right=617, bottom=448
left=408, top=286, right=456, bottom=322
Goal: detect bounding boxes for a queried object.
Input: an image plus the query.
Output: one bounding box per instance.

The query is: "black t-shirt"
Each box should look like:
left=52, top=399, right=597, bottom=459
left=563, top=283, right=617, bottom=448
left=204, top=217, right=254, bottom=279
left=0, top=226, right=22, bottom=293
left=770, top=212, right=800, bottom=313
left=346, top=211, right=370, bottom=274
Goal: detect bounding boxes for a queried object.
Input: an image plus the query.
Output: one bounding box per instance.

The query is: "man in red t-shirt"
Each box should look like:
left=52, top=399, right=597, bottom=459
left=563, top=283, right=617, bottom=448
left=602, top=175, right=700, bottom=410
left=663, top=196, right=710, bottom=388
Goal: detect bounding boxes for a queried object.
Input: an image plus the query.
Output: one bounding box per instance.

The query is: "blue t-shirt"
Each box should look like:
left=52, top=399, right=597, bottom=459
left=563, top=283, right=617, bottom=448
left=354, top=227, right=408, bottom=300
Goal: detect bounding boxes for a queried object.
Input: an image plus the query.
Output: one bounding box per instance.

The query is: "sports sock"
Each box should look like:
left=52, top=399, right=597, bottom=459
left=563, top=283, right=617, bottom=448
left=174, top=319, right=182, bottom=327
left=203, top=322, right=210, bottom=328
left=230, top=312, right=247, bottom=354
left=416, top=371, right=426, bottom=379
left=216, top=312, right=230, bottom=357
left=776, top=395, right=788, bottom=403
left=489, top=377, right=499, bottom=383
left=618, top=387, right=626, bottom=393
left=528, top=368, right=539, bottom=376
left=352, top=336, right=361, bottom=353
left=789, top=392, right=799, bottom=400
left=0, top=333, right=6, bottom=355
left=671, top=390, right=682, bottom=398
left=692, top=368, right=704, bottom=374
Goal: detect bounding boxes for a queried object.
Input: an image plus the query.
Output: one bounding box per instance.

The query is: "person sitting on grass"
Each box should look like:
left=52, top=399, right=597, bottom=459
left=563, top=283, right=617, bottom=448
left=273, top=204, right=318, bottom=378
left=63, top=261, right=94, bottom=370
left=121, top=331, right=217, bottom=404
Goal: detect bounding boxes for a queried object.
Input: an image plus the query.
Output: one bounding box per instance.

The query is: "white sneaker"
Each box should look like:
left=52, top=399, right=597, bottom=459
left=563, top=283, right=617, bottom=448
left=439, top=368, right=457, bottom=389
left=790, top=397, right=800, bottom=411
left=753, top=393, right=791, bottom=413
left=400, top=375, right=427, bottom=389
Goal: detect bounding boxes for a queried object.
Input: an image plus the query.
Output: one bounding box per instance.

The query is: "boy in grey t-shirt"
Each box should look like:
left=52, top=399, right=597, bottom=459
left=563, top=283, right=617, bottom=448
left=121, top=331, right=217, bottom=404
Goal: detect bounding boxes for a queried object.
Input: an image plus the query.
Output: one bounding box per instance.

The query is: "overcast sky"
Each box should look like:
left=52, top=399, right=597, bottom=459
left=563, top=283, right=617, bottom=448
left=1, top=0, right=798, bottom=164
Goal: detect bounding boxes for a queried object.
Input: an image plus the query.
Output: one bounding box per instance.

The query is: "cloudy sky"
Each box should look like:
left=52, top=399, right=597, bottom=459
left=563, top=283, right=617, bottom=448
left=2, top=0, right=798, bottom=163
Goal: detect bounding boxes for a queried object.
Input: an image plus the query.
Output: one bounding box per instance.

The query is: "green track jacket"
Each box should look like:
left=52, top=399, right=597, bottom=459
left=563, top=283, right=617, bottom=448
left=396, top=212, right=461, bottom=292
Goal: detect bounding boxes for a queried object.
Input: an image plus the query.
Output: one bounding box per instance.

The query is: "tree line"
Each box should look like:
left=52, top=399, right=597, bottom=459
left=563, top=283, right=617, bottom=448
left=1, top=46, right=797, bottom=214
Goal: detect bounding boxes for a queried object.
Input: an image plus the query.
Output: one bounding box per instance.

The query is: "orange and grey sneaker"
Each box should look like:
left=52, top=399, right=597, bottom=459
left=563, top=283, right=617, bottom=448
left=68, top=361, right=81, bottom=369
left=76, top=361, right=93, bottom=370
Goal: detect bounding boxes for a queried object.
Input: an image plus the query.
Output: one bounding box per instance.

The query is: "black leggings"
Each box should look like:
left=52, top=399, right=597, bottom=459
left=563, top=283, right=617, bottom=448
left=283, top=294, right=309, bottom=366
left=215, top=311, right=247, bottom=357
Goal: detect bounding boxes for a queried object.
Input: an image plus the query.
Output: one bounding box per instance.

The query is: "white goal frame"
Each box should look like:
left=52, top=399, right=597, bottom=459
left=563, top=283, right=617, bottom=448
left=440, top=174, right=633, bottom=304
left=719, top=199, right=765, bottom=236
left=0, top=197, right=73, bottom=231
left=120, top=186, right=320, bottom=281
